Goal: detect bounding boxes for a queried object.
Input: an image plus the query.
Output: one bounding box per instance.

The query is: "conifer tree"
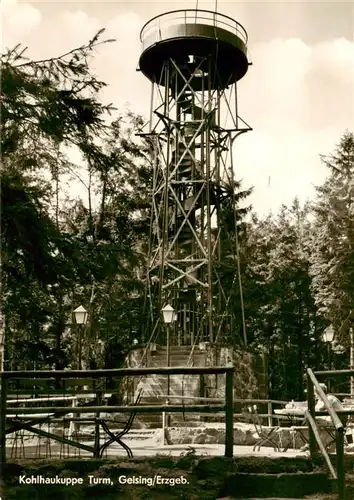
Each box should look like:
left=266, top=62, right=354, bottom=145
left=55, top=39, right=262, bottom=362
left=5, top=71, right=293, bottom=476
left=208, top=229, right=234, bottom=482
left=310, top=132, right=354, bottom=348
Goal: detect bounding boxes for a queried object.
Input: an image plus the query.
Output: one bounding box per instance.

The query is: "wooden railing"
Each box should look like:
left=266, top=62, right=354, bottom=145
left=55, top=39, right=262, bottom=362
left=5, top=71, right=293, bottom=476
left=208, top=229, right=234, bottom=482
left=307, top=368, right=345, bottom=500
left=309, top=368, right=354, bottom=499
left=0, top=365, right=234, bottom=471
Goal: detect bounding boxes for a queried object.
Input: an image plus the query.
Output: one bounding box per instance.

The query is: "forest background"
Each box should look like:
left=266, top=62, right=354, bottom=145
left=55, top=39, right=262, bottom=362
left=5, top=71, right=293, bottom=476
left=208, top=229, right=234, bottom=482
left=1, top=31, right=354, bottom=401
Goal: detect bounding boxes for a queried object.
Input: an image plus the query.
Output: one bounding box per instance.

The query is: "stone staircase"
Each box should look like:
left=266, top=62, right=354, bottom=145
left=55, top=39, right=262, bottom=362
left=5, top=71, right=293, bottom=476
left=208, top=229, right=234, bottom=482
left=131, top=345, right=208, bottom=428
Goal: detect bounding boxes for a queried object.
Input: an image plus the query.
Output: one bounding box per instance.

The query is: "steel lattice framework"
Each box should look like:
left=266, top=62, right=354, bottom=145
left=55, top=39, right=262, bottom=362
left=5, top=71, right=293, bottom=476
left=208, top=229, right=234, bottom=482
left=139, top=10, right=252, bottom=347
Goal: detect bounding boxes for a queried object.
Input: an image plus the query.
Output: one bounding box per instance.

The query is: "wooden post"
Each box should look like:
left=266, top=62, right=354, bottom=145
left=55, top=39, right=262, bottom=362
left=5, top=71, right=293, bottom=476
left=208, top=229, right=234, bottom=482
left=68, top=399, right=76, bottom=440
left=162, top=408, right=166, bottom=445
left=165, top=400, right=169, bottom=431
left=0, top=309, right=5, bottom=373
left=0, top=375, right=7, bottom=471
left=307, top=372, right=317, bottom=457
left=267, top=401, right=272, bottom=427
left=200, top=374, right=205, bottom=400
left=93, top=386, right=101, bottom=458
left=350, top=328, right=354, bottom=399
left=336, top=429, right=345, bottom=500
left=225, top=368, right=234, bottom=457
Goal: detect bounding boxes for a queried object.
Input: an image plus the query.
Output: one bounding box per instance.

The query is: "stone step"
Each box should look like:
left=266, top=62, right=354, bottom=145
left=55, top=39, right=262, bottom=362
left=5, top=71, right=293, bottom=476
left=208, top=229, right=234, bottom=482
left=118, top=430, right=161, bottom=441
left=137, top=381, right=196, bottom=386
left=149, top=350, right=203, bottom=354
left=222, top=472, right=331, bottom=498
left=138, top=389, right=198, bottom=396
left=144, top=380, right=196, bottom=384
left=153, top=348, right=205, bottom=353
left=148, top=360, right=206, bottom=367
left=150, top=353, right=206, bottom=359
left=139, top=390, right=198, bottom=397
left=148, top=363, right=205, bottom=367
left=154, top=355, right=206, bottom=359
left=140, top=376, right=197, bottom=382
left=154, top=352, right=201, bottom=356
left=173, top=348, right=205, bottom=352
left=150, top=354, right=202, bottom=359
left=139, top=395, right=197, bottom=401
left=140, top=374, right=198, bottom=380
left=150, top=352, right=206, bottom=358
left=138, top=383, right=198, bottom=391
left=140, top=382, right=197, bottom=389
left=170, top=356, right=206, bottom=364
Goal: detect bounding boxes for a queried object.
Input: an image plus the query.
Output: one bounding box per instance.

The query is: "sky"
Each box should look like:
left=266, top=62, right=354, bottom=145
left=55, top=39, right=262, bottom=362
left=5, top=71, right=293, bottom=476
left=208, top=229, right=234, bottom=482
left=2, top=0, right=354, bottom=216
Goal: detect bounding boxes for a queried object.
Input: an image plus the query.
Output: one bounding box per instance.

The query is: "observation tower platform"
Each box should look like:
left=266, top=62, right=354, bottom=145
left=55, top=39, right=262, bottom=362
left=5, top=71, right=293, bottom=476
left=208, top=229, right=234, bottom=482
left=139, top=9, right=249, bottom=90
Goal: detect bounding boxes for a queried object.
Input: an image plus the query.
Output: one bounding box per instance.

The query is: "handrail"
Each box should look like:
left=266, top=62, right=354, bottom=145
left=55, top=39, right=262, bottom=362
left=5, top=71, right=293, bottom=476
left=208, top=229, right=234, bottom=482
left=1, top=367, right=231, bottom=378
left=234, top=398, right=289, bottom=405
left=151, top=395, right=289, bottom=405
left=305, top=409, right=337, bottom=478
left=138, top=322, right=160, bottom=368
left=5, top=391, right=291, bottom=407
left=307, top=368, right=345, bottom=500
left=307, top=368, right=343, bottom=430
left=4, top=404, right=226, bottom=414
left=186, top=333, right=201, bottom=367
left=314, top=369, right=354, bottom=376
left=140, top=9, right=248, bottom=45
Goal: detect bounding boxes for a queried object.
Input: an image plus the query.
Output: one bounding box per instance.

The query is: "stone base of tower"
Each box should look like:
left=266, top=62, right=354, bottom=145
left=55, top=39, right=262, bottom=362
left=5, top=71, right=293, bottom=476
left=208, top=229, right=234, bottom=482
left=123, top=344, right=267, bottom=428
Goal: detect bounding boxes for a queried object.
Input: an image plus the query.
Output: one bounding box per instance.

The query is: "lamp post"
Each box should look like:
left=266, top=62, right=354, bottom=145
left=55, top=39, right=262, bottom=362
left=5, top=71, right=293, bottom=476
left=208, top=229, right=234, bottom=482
left=322, top=325, right=334, bottom=391
left=73, top=306, right=88, bottom=370
left=162, top=304, right=174, bottom=411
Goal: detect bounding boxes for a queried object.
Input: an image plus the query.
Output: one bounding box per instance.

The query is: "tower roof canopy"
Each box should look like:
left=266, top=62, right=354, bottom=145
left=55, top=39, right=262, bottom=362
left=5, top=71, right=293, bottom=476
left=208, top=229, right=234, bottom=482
left=139, top=9, right=249, bottom=89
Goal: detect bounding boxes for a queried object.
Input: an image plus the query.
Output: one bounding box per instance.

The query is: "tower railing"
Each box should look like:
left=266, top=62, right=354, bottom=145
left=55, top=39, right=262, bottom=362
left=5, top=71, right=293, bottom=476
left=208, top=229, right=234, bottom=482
left=140, top=9, right=248, bottom=47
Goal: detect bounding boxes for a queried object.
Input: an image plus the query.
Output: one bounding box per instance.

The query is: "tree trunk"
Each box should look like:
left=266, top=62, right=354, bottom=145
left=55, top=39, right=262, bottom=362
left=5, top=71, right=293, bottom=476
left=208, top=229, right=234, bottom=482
left=297, top=297, right=304, bottom=400
left=0, top=306, right=5, bottom=373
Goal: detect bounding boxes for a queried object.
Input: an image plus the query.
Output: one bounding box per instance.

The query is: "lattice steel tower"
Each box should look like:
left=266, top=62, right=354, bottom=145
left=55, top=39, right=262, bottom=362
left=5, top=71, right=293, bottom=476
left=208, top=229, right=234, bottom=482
left=139, top=9, right=251, bottom=347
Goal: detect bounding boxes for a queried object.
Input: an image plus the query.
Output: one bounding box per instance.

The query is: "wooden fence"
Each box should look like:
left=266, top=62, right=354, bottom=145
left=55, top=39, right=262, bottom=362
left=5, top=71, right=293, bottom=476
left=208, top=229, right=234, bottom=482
left=0, top=366, right=234, bottom=470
